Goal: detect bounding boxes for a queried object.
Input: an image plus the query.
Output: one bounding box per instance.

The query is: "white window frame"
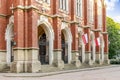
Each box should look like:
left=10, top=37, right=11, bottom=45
left=97, top=0, right=102, bottom=30
left=88, top=0, right=94, bottom=24
left=59, top=0, right=69, bottom=12
left=36, top=0, right=50, bottom=4
left=76, top=0, right=82, bottom=17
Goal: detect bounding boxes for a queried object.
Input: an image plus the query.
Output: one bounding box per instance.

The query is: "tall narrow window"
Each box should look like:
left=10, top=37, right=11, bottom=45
left=88, top=0, right=94, bottom=24
left=97, top=0, right=102, bottom=30
left=76, top=0, right=82, bottom=17
left=59, top=0, right=68, bottom=11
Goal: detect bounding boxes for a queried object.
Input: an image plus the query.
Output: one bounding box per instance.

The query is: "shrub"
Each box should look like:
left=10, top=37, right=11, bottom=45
left=110, top=59, right=120, bottom=64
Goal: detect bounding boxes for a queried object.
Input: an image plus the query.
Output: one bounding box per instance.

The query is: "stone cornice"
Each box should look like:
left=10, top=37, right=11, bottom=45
left=96, top=52, right=100, bottom=54
left=0, top=14, right=7, bottom=18
left=13, top=47, right=39, bottom=50
left=52, top=15, right=79, bottom=24
left=70, top=21, right=79, bottom=24
left=101, top=32, right=108, bottom=34
left=82, top=26, right=91, bottom=28
left=11, top=5, right=39, bottom=11
left=62, top=20, right=70, bottom=24
left=11, top=5, right=52, bottom=18
left=53, top=49, right=62, bottom=51
left=85, top=51, right=91, bottom=53
left=71, top=50, right=79, bottom=53
left=91, top=29, right=102, bottom=32
left=0, top=50, right=6, bottom=52
left=36, top=10, right=52, bottom=17
left=52, top=14, right=63, bottom=18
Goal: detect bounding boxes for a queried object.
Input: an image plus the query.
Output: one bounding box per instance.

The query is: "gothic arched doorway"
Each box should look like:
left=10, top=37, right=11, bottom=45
left=61, top=31, right=68, bottom=63
left=78, top=33, right=85, bottom=63
left=38, top=26, right=49, bottom=65
left=37, top=20, right=54, bottom=65
left=5, top=16, right=15, bottom=66
left=61, top=24, right=72, bottom=64
left=6, top=23, right=14, bottom=65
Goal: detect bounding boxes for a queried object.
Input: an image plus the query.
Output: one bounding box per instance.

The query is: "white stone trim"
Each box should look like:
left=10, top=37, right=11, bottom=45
left=100, top=34, right=105, bottom=62
left=38, top=16, right=54, bottom=65
left=78, top=27, right=85, bottom=63
left=90, top=31, right=96, bottom=62
left=97, top=0, right=102, bottom=29
left=36, top=0, right=50, bottom=4
left=87, top=0, right=94, bottom=25
left=81, top=40, right=85, bottom=63
left=5, top=16, right=14, bottom=65
left=10, top=5, right=39, bottom=10
left=76, top=0, right=83, bottom=17
left=61, top=22, right=72, bottom=64
left=59, top=0, right=69, bottom=12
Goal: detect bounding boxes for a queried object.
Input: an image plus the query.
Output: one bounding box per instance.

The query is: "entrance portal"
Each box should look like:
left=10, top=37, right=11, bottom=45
left=38, top=25, right=49, bottom=65
left=78, top=32, right=85, bottom=63
left=37, top=20, right=54, bottom=65
left=61, top=32, right=68, bottom=63
left=6, top=22, right=14, bottom=65
left=39, top=33, right=49, bottom=64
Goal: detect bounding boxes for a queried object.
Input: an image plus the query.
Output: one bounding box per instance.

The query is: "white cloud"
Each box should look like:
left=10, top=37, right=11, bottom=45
left=105, top=0, right=119, bottom=11
left=114, top=16, right=120, bottom=23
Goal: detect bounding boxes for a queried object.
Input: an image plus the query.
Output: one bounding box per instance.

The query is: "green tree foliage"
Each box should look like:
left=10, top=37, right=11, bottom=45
left=107, top=17, right=120, bottom=59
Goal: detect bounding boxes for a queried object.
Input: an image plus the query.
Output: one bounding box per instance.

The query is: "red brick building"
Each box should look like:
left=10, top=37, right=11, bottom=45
left=0, top=0, right=109, bottom=73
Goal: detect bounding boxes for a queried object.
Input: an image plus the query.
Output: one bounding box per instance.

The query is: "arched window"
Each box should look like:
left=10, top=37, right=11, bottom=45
left=59, top=0, right=68, bottom=11
left=76, top=0, right=82, bottom=17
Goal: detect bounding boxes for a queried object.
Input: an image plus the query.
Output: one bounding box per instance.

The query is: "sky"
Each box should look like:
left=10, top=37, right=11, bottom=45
left=105, top=0, right=120, bottom=23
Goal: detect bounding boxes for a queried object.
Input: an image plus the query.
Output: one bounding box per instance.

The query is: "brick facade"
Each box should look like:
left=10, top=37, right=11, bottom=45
left=0, top=0, right=109, bottom=73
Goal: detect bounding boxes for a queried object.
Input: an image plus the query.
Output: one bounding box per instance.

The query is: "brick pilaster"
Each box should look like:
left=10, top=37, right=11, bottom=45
left=94, top=0, right=98, bottom=29
left=94, top=31, right=100, bottom=53
left=27, top=9, right=38, bottom=48
left=53, top=17, right=61, bottom=50
left=0, top=0, right=7, bottom=50
left=13, top=0, right=25, bottom=48
left=84, top=27, right=91, bottom=52
left=70, top=23, right=79, bottom=51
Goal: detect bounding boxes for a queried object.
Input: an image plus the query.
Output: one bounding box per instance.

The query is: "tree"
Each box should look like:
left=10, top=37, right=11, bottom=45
left=107, top=17, right=120, bottom=59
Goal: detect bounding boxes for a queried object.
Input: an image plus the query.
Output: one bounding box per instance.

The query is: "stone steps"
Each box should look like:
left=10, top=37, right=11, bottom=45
left=0, top=63, right=109, bottom=73
left=64, top=64, right=77, bottom=70
left=0, top=66, right=10, bottom=73
left=41, top=65, right=60, bottom=73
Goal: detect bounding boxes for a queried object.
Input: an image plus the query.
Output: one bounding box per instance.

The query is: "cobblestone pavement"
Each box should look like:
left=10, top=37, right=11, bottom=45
left=0, top=65, right=120, bottom=80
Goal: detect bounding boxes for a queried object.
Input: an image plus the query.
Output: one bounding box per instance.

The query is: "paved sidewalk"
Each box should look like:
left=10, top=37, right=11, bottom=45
left=3, top=65, right=119, bottom=77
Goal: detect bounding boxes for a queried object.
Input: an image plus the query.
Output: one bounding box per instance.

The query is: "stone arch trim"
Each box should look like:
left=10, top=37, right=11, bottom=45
left=61, top=22, right=72, bottom=64
left=78, top=27, right=85, bottom=63
left=100, top=34, right=105, bottom=48
left=5, top=16, right=14, bottom=40
left=90, top=31, right=96, bottom=62
left=37, top=20, right=54, bottom=40
left=37, top=18, right=54, bottom=65
left=61, top=27, right=72, bottom=43
left=100, top=34, right=105, bottom=62
left=5, top=15, right=14, bottom=64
